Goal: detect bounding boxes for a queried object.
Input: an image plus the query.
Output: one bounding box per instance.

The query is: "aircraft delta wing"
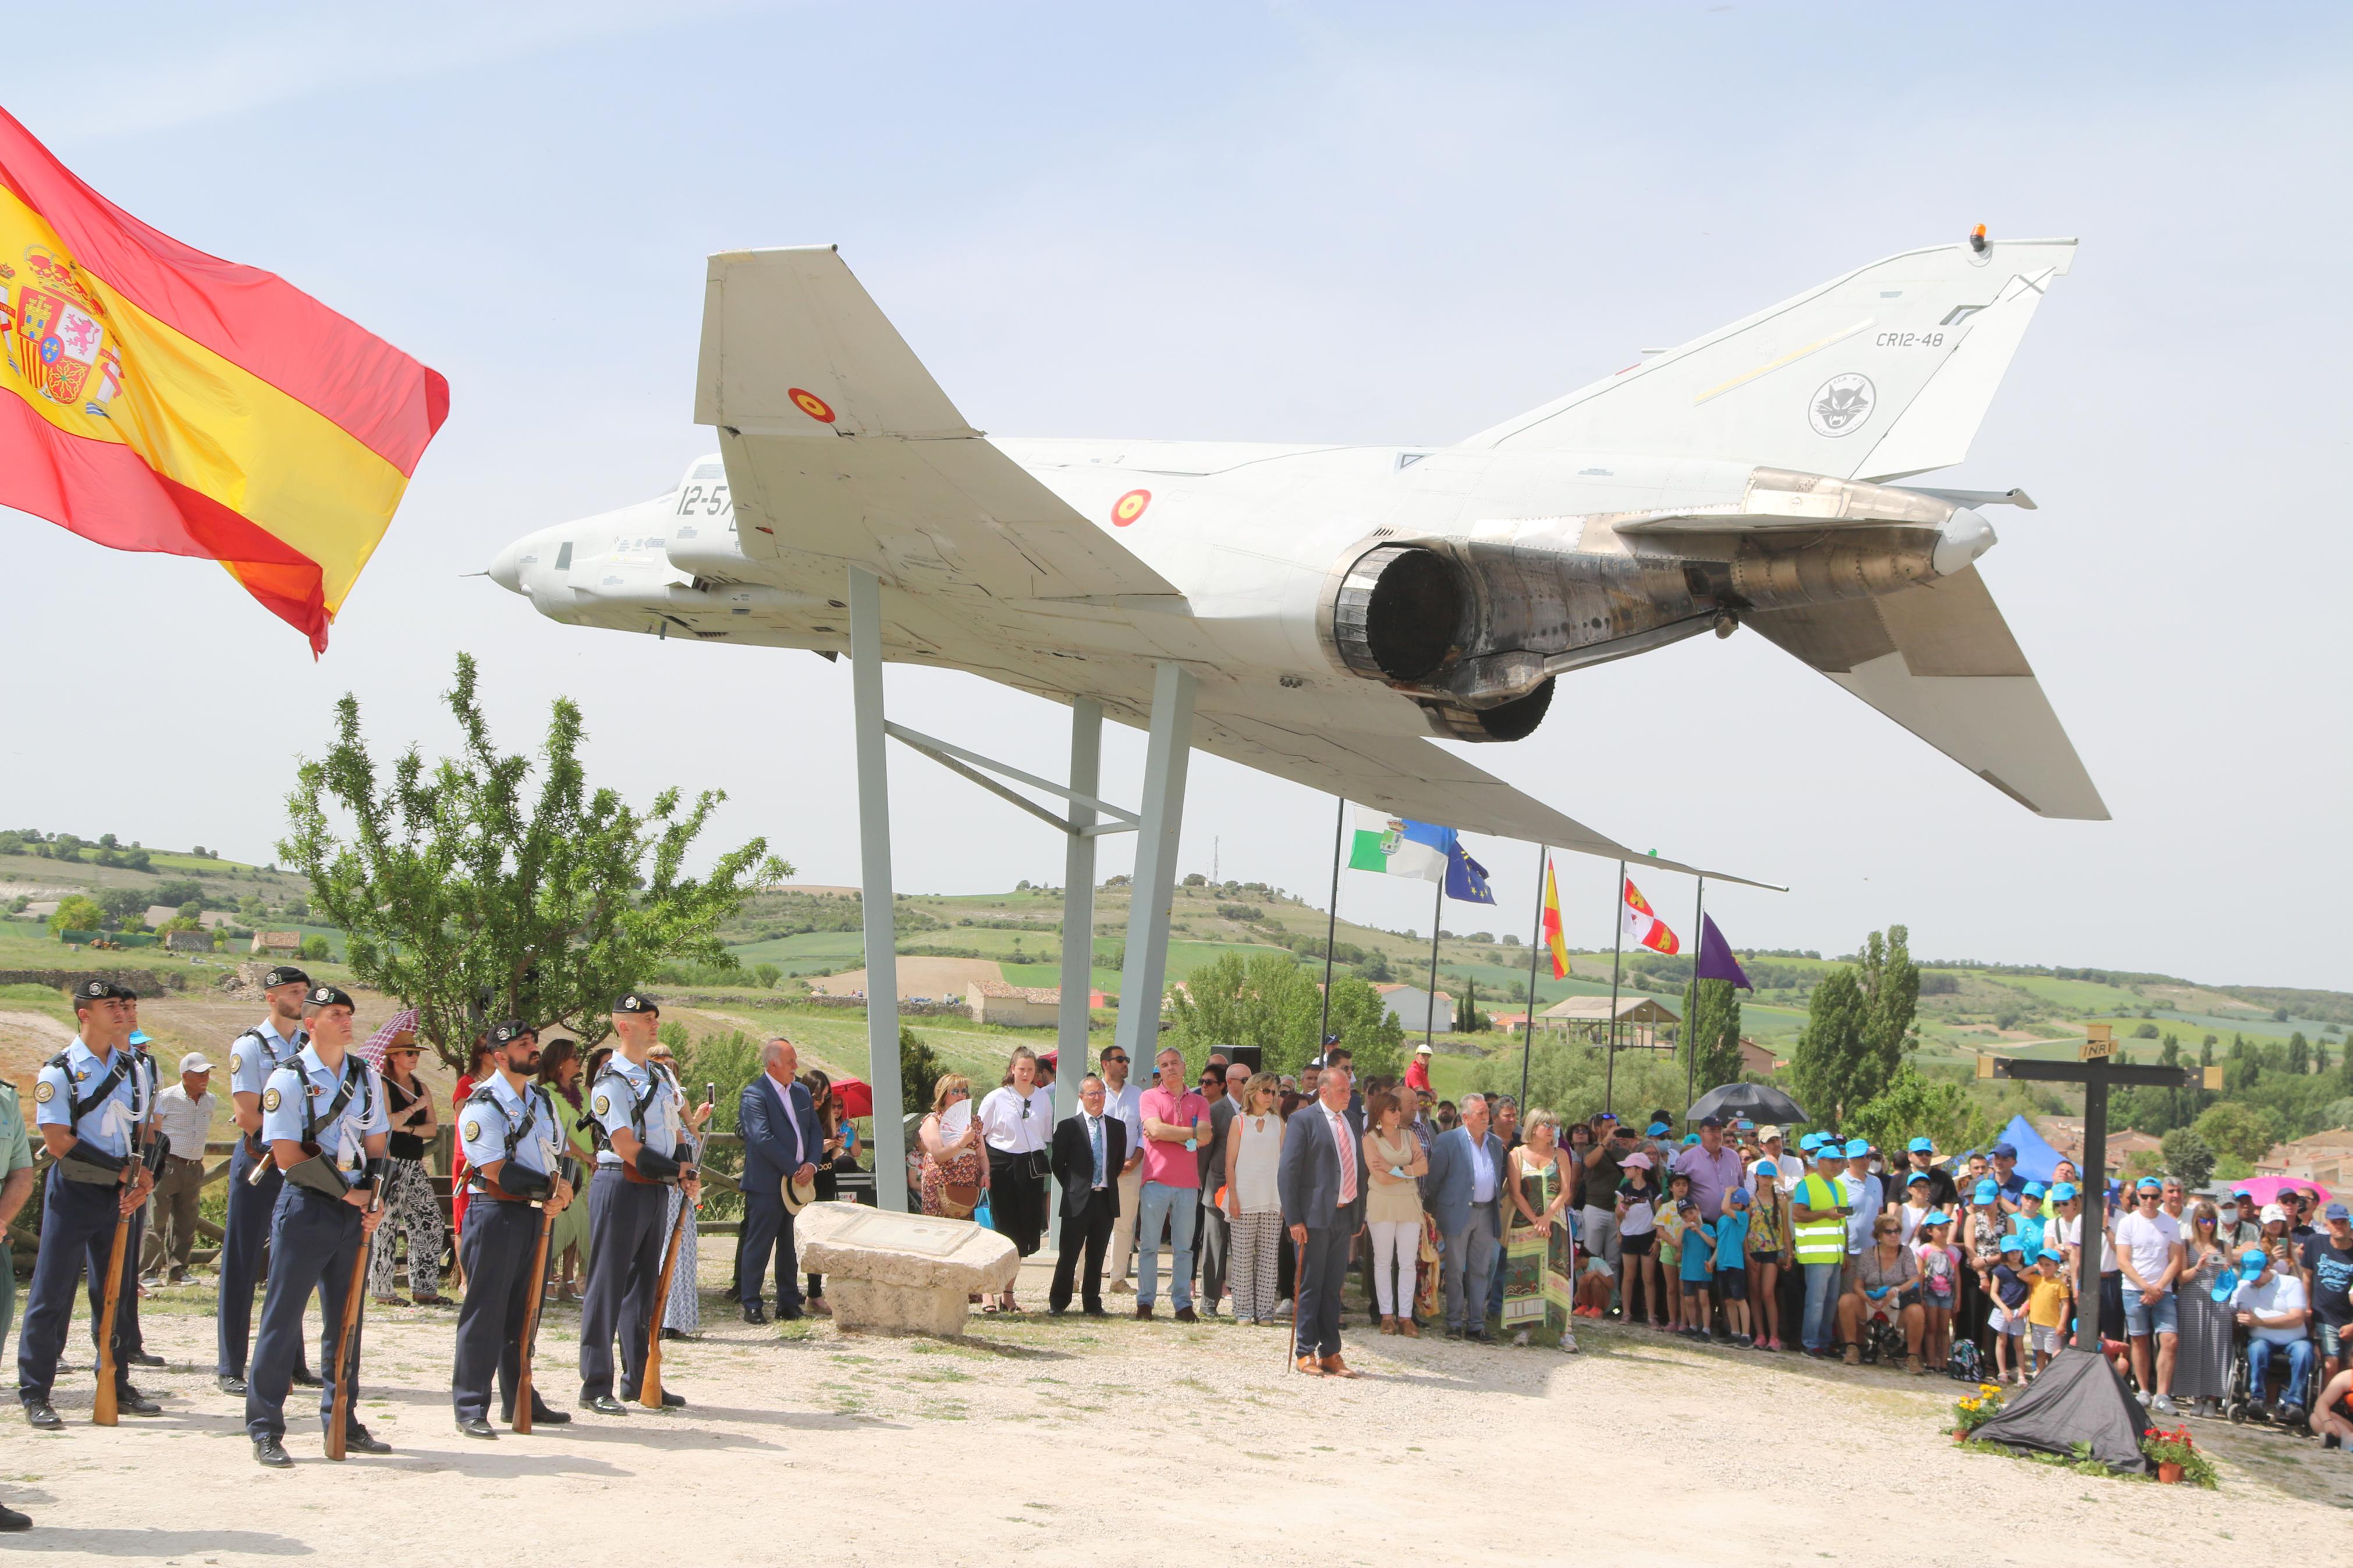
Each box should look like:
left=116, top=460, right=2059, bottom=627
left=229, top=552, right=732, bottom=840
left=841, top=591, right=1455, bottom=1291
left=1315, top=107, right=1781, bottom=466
left=687, top=246, right=1761, bottom=884
left=491, top=235, right=2104, bottom=878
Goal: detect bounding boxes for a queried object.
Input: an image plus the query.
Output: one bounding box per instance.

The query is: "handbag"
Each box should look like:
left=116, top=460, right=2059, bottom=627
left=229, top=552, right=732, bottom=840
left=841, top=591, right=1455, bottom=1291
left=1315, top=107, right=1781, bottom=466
left=942, top=1182, right=981, bottom=1219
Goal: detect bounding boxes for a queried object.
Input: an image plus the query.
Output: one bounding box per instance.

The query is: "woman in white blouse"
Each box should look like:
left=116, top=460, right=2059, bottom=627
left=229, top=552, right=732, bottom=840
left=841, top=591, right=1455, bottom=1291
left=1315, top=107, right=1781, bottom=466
left=977, top=1046, right=1055, bottom=1313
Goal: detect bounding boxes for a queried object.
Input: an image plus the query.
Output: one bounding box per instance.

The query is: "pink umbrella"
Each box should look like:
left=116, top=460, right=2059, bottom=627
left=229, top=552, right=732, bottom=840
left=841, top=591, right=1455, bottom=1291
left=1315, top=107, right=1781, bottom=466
left=357, top=1007, right=418, bottom=1073
left=2226, top=1175, right=2332, bottom=1207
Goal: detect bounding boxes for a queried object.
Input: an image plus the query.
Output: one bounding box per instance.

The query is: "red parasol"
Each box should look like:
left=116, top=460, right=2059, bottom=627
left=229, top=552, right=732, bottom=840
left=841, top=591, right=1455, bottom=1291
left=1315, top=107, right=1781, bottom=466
left=830, top=1077, right=875, bottom=1119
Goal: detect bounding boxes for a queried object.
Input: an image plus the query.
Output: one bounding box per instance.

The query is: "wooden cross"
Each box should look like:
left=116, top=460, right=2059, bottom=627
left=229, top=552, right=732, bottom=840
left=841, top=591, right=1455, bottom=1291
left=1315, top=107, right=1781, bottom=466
left=1978, top=1025, right=2223, bottom=1349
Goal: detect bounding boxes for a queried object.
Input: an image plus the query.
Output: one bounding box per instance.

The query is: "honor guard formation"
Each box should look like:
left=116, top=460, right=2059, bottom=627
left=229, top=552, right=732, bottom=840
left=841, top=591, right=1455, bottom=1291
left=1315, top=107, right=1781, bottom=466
left=13, top=972, right=709, bottom=1470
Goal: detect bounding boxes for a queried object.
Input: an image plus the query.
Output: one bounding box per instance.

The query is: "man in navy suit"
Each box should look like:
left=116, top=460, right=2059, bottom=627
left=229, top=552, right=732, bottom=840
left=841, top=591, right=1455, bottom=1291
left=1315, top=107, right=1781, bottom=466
left=1279, top=1064, right=1365, bottom=1377
left=1425, top=1092, right=1506, bottom=1343
left=736, top=1037, right=822, bottom=1324
left=1047, top=1074, right=1127, bottom=1316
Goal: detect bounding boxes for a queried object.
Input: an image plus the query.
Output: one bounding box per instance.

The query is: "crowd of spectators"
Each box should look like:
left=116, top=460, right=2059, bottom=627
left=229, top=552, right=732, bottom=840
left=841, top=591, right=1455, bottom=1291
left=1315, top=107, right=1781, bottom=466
left=907, top=1046, right=2351, bottom=1439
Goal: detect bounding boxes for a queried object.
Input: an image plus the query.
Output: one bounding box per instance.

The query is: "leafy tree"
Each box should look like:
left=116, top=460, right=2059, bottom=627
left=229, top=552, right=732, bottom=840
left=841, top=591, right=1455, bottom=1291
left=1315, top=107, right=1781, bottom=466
left=2160, top=1126, right=2216, bottom=1189
left=1472, top=1036, right=1685, bottom=1125
left=1678, top=976, right=1746, bottom=1091
left=300, top=935, right=332, bottom=962
left=48, top=894, right=105, bottom=935
left=2192, top=1100, right=2280, bottom=1167
left=1859, top=925, right=1921, bottom=1075
left=152, top=879, right=201, bottom=907
left=900, top=1023, right=946, bottom=1114
left=2287, top=1031, right=2310, bottom=1075
left=753, top=962, right=783, bottom=990
left=1325, top=972, right=1405, bottom=1080
left=1166, top=951, right=1320, bottom=1075
left=677, top=1027, right=764, bottom=1219
left=283, top=653, right=787, bottom=1068
left=96, top=887, right=149, bottom=925
left=1788, top=966, right=1873, bottom=1123
left=1846, top=1064, right=1990, bottom=1156
left=1356, top=950, right=1393, bottom=983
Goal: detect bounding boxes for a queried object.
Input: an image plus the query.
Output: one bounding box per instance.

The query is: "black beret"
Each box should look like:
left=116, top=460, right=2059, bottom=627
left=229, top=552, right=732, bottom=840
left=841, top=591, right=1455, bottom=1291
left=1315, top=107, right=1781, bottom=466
left=261, top=965, right=311, bottom=990
left=612, top=992, right=659, bottom=1015
left=489, top=1019, right=537, bottom=1046
left=70, top=977, right=115, bottom=1003
left=305, top=984, right=356, bottom=1011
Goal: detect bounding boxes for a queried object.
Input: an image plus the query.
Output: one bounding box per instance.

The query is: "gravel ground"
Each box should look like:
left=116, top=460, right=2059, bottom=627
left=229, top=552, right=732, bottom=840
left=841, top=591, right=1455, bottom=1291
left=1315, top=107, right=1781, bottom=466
left=5, top=1248, right=2348, bottom=1566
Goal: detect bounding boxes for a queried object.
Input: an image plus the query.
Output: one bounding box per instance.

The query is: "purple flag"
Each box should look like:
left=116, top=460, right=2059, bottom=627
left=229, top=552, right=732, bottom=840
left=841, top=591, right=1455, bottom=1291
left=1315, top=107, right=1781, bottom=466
left=1695, top=914, right=1752, bottom=989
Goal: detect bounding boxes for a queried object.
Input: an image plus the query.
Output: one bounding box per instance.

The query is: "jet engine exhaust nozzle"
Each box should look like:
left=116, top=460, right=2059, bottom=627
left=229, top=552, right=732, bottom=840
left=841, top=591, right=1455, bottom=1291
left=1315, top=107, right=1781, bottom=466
left=1331, top=544, right=1465, bottom=682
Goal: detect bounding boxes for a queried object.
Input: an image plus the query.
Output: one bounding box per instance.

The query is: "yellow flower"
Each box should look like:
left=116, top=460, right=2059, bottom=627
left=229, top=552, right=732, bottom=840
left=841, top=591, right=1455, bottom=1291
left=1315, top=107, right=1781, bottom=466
left=1979, top=1382, right=2000, bottom=1395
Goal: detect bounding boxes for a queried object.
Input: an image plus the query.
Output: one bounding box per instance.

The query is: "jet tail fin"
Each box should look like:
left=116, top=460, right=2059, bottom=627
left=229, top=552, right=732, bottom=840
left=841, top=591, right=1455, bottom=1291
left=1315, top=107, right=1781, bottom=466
left=1747, top=566, right=2106, bottom=820
left=1461, top=237, right=2074, bottom=481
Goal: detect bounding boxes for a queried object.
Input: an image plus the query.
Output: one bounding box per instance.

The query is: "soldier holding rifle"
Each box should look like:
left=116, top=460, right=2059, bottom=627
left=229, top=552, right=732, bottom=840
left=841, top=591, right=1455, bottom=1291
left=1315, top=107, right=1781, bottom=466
left=578, top=992, right=699, bottom=1416
left=450, top=1019, right=575, bottom=1437
left=244, top=985, right=391, bottom=1468
left=217, top=964, right=320, bottom=1395
left=17, top=979, right=159, bottom=1427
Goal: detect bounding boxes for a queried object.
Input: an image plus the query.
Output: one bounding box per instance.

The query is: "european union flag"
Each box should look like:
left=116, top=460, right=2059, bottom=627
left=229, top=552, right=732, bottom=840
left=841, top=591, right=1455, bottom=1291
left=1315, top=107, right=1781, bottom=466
left=1445, top=841, right=1496, bottom=905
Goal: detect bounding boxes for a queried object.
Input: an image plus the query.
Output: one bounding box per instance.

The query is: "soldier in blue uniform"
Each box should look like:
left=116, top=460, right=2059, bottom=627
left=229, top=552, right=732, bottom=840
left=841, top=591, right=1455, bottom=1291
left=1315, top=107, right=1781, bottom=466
left=216, top=965, right=320, bottom=1395
left=113, top=997, right=166, bottom=1374
left=244, top=986, right=391, bottom=1467
left=577, top=992, right=699, bottom=1415
left=451, top=1019, right=576, bottom=1438
left=17, top=979, right=161, bottom=1427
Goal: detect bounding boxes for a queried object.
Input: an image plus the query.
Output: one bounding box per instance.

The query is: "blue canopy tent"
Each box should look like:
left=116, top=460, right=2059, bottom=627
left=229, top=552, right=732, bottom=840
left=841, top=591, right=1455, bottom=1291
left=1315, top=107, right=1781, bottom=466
left=1995, top=1113, right=2065, bottom=1183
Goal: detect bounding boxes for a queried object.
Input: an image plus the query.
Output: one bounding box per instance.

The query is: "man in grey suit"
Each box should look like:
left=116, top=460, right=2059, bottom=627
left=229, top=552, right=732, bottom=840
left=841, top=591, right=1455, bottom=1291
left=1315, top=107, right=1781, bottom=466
left=1425, top=1093, right=1504, bottom=1343
left=1279, top=1064, right=1365, bottom=1377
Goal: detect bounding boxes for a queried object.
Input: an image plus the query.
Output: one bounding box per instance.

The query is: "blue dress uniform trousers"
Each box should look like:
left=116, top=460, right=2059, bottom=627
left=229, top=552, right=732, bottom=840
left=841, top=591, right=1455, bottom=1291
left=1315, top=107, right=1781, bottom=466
left=734, top=1187, right=801, bottom=1313
left=244, top=1185, right=364, bottom=1442
left=452, top=1197, right=542, bottom=1421
left=217, top=1139, right=313, bottom=1381
left=15, top=1169, right=136, bottom=1406
left=577, top=1167, right=668, bottom=1400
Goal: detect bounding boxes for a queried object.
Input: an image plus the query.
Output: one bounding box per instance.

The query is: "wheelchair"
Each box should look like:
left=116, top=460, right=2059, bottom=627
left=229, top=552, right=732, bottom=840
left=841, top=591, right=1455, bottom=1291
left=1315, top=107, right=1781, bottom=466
left=2224, top=1322, right=2322, bottom=1435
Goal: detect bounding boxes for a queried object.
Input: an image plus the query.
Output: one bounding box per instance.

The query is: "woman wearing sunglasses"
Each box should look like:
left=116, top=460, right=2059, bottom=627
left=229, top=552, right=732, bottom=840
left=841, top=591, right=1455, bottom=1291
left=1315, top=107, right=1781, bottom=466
left=978, top=1046, right=1055, bottom=1313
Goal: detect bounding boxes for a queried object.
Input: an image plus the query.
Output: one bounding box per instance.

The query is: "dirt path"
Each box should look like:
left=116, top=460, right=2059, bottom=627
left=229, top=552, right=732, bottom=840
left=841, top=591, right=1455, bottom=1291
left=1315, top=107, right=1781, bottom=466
left=8, top=1246, right=2344, bottom=1566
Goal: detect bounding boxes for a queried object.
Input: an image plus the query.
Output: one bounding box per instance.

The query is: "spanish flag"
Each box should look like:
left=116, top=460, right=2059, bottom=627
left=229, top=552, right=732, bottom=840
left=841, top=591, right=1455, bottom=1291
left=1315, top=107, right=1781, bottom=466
left=0, top=109, right=445, bottom=652
left=1539, top=857, right=1570, bottom=980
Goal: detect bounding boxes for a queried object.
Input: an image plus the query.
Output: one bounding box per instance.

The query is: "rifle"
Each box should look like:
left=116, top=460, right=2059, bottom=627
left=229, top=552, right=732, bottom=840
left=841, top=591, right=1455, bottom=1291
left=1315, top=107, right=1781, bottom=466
left=92, top=1156, right=140, bottom=1427
left=325, top=1166, right=387, bottom=1460
left=640, top=1158, right=695, bottom=1410
left=514, top=1157, right=574, bottom=1432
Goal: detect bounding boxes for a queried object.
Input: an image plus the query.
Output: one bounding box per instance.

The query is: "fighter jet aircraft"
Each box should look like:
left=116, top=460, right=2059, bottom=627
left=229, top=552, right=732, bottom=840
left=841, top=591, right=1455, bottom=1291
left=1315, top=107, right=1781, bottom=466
left=488, top=233, right=2103, bottom=877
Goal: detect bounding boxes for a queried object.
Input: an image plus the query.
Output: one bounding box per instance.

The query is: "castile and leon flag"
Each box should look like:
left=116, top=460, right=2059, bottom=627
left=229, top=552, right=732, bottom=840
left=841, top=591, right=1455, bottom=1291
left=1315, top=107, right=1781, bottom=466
left=0, top=108, right=446, bottom=652
left=1622, top=877, right=1680, bottom=955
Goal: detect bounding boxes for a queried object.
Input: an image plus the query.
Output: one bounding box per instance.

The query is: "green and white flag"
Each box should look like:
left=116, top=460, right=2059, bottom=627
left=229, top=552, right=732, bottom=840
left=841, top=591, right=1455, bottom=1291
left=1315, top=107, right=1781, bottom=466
left=1346, top=805, right=1449, bottom=884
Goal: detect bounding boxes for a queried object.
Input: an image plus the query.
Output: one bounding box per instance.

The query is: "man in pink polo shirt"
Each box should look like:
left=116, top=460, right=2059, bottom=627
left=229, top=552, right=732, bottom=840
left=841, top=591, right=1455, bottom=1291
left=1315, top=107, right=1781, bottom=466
left=1134, top=1045, right=1211, bottom=1322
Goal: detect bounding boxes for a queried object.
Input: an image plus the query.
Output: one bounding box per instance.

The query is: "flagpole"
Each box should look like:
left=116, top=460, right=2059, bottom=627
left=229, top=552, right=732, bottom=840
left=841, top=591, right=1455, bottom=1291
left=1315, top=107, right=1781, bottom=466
left=1520, top=845, right=1546, bottom=1109
left=1318, top=797, right=1344, bottom=1052
left=1605, top=859, right=1624, bottom=1116
left=1685, top=876, right=1705, bottom=1115
left=1425, top=873, right=1444, bottom=1054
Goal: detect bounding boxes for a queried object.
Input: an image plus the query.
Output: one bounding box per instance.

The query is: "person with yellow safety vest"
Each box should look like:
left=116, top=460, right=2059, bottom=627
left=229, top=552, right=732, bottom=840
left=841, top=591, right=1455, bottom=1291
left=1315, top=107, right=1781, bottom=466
left=1792, top=1137, right=1853, bottom=1357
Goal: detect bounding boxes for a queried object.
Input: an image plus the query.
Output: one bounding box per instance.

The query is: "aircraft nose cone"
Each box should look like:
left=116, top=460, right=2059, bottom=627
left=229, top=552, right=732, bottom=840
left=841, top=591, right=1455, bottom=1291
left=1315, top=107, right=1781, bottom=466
left=487, top=540, right=523, bottom=594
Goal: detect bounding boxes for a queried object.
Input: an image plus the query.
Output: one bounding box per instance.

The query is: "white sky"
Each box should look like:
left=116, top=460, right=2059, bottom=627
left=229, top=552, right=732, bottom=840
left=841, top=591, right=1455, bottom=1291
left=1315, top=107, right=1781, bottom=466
left=4, top=3, right=2347, bottom=988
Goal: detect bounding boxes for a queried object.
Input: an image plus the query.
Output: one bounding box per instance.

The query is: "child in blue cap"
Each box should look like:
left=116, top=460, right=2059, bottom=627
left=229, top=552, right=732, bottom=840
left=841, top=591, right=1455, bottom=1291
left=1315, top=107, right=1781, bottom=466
left=1677, top=1199, right=1716, bottom=1341
left=1715, top=1189, right=1753, bottom=1346
left=1989, top=1235, right=2031, bottom=1383
left=2008, top=1182, right=2049, bottom=1260
left=2025, top=1245, right=2072, bottom=1375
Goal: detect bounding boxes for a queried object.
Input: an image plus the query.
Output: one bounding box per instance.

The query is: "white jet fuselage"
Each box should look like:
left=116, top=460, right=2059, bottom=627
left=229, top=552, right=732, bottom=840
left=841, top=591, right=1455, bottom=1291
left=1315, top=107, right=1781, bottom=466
left=492, top=439, right=1991, bottom=745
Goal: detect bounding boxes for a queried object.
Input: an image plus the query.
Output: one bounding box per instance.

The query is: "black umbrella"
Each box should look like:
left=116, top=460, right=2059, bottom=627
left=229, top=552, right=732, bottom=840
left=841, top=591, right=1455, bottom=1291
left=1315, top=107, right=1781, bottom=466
left=1684, top=1082, right=1807, bottom=1125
